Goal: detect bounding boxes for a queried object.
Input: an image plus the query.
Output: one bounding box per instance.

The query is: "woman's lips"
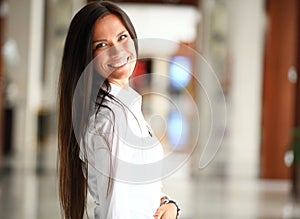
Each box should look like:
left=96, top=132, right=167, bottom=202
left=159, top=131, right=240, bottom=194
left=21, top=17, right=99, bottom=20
left=108, top=57, right=129, bottom=68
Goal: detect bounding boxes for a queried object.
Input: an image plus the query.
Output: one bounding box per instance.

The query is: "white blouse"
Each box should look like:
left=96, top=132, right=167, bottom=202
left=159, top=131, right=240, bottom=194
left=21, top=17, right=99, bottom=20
left=80, top=83, right=166, bottom=219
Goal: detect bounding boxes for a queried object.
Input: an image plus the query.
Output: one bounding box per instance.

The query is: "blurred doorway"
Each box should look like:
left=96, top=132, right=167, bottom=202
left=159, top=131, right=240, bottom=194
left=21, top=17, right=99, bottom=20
left=0, top=0, right=6, bottom=159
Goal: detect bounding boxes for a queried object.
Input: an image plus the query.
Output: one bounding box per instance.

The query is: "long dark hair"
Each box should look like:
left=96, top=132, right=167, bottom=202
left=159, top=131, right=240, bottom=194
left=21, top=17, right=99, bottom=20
left=57, top=1, right=137, bottom=218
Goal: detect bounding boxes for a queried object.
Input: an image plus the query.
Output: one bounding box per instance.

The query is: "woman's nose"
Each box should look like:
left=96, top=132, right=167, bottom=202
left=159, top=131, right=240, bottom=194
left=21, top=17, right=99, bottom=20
left=109, top=43, right=124, bottom=56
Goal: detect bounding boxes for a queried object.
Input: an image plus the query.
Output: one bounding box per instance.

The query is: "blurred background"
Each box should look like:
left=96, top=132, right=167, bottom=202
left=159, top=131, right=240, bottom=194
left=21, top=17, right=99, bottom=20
left=0, top=0, right=300, bottom=218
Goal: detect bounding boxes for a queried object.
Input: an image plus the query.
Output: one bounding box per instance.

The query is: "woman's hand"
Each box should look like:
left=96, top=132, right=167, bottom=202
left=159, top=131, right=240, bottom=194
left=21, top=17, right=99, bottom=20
left=153, top=203, right=178, bottom=219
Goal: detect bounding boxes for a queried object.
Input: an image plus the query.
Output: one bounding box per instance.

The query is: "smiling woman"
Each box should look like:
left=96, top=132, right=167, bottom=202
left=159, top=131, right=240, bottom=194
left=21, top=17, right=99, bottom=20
left=93, top=14, right=137, bottom=87
left=57, top=1, right=180, bottom=219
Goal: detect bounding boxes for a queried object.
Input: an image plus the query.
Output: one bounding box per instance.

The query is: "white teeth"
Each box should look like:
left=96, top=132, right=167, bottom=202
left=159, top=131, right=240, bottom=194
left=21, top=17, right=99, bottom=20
left=109, top=57, right=128, bottom=68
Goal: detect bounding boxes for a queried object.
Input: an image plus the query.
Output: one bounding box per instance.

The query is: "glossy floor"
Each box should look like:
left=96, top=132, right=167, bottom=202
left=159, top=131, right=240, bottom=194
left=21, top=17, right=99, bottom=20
left=0, top=154, right=300, bottom=219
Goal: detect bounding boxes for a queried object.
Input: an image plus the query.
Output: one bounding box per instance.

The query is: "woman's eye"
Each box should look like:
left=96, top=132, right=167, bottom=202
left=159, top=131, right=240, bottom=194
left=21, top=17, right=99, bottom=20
left=119, top=34, right=127, bottom=41
left=95, top=42, right=107, bottom=50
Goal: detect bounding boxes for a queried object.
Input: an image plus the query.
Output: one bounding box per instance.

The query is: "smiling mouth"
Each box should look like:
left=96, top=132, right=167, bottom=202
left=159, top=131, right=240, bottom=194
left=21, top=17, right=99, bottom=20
left=108, top=57, right=130, bottom=68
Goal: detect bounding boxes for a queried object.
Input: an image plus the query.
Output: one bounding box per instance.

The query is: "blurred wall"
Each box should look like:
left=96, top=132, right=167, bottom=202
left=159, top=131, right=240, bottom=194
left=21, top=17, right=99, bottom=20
left=262, top=0, right=299, bottom=179
left=227, top=0, right=266, bottom=178
left=4, top=0, right=85, bottom=169
left=5, top=0, right=37, bottom=168
left=199, top=0, right=266, bottom=178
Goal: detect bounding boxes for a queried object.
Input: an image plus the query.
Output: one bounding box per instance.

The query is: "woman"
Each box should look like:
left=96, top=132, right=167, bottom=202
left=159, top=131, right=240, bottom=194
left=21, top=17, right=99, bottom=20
left=58, top=1, right=180, bottom=219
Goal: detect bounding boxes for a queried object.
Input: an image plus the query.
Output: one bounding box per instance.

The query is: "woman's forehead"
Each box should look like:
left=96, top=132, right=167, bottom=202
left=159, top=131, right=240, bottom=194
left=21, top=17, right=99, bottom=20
left=93, top=14, right=127, bottom=40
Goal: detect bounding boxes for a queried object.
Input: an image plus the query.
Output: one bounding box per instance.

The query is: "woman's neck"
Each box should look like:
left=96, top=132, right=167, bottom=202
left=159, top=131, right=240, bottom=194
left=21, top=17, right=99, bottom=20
left=108, top=79, right=130, bottom=89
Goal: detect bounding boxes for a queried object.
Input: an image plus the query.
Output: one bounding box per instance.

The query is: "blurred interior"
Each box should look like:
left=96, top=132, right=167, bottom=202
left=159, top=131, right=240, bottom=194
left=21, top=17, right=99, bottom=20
left=0, top=0, right=300, bottom=218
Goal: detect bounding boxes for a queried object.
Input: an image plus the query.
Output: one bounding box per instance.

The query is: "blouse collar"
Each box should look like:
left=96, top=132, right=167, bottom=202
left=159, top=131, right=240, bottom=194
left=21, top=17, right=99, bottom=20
left=108, top=82, right=142, bottom=110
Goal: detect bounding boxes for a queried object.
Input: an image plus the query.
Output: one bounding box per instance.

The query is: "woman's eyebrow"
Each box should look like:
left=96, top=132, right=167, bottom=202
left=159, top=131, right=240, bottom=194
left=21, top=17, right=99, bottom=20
left=93, top=38, right=107, bottom=43
left=116, top=30, right=128, bottom=37
left=93, top=30, right=129, bottom=43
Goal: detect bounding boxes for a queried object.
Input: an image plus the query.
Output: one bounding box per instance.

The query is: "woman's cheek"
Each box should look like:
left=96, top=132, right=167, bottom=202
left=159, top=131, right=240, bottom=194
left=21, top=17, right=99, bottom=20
left=96, top=64, right=108, bottom=78
left=94, top=52, right=110, bottom=78
left=125, top=40, right=137, bottom=59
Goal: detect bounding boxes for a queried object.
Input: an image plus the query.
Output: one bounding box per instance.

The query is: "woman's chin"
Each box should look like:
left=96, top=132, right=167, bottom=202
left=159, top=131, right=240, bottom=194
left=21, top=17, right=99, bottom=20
left=108, top=70, right=132, bottom=83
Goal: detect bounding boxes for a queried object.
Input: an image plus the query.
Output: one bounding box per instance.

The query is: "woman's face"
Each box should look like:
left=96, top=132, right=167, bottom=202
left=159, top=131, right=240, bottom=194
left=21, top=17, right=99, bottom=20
left=93, top=14, right=136, bottom=87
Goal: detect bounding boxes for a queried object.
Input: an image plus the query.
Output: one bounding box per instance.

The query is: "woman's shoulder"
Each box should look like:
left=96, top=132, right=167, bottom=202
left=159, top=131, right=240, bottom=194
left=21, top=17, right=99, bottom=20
left=87, top=107, right=115, bottom=135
